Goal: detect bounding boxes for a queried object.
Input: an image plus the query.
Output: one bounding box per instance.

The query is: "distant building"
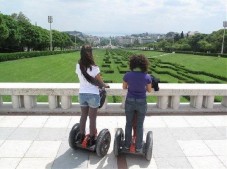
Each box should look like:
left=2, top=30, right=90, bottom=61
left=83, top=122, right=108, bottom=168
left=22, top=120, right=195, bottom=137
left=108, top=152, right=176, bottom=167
left=138, top=37, right=155, bottom=44
left=187, top=31, right=200, bottom=36
left=86, top=36, right=100, bottom=45
left=115, top=36, right=136, bottom=45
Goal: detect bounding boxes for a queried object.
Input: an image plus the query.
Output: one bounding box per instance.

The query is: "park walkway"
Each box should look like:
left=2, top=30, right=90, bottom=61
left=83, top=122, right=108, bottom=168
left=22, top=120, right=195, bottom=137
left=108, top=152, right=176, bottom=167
left=0, top=115, right=226, bottom=169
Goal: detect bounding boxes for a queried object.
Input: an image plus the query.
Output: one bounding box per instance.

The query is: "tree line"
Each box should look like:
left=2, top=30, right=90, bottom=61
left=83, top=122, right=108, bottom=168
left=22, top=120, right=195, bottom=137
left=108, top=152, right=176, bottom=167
left=0, top=12, right=81, bottom=52
left=148, top=30, right=226, bottom=54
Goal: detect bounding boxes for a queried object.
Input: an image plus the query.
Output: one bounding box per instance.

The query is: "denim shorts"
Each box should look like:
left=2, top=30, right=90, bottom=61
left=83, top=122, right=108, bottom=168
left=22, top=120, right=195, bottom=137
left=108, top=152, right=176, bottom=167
left=79, top=93, right=100, bottom=108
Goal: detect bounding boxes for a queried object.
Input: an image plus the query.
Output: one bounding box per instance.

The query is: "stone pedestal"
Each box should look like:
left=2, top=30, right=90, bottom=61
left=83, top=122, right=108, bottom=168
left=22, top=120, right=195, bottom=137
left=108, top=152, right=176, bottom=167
left=221, top=96, right=227, bottom=107
left=0, top=96, right=2, bottom=106
left=158, top=96, right=168, bottom=109
left=61, top=96, right=71, bottom=109
left=121, top=96, right=126, bottom=109
left=12, top=95, right=24, bottom=109
left=203, top=96, right=214, bottom=109
left=48, top=96, right=58, bottom=109
left=170, top=96, right=180, bottom=109
left=24, top=95, right=36, bottom=109
left=190, top=96, right=203, bottom=109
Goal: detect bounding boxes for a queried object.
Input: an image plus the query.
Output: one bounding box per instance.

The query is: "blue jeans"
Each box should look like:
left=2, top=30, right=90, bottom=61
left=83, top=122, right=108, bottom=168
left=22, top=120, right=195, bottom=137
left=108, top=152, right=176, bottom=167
left=124, top=98, right=147, bottom=150
left=79, top=93, right=100, bottom=108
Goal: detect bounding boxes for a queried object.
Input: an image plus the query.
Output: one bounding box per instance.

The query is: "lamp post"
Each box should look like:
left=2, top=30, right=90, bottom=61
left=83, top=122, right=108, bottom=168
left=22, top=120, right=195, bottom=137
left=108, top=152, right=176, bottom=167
left=75, top=34, right=76, bottom=50
left=221, top=21, right=227, bottom=54
left=48, top=16, right=53, bottom=51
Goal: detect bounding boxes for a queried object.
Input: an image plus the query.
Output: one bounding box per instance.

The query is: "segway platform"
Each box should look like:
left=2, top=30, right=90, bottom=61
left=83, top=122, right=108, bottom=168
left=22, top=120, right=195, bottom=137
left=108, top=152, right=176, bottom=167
left=69, top=123, right=111, bottom=157
left=114, top=128, right=153, bottom=161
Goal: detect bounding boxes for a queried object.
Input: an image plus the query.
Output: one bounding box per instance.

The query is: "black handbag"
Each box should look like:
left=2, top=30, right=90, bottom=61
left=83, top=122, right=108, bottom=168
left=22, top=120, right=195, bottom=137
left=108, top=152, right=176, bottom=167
left=151, top=75, right=160, bottom=91
left=99, top=88, right=106, bottom=108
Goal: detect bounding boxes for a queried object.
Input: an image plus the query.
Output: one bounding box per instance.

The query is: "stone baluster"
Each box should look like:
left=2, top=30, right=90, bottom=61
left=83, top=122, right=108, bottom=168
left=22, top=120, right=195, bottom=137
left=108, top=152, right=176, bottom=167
left=170, top=96, right=180, bottom=109
left=0, top=95, right=2, bottom=106
left=24, top=95, right=36, bottom=109
left=48, top=95, right=58, bottom=109
left=157, top=96, right=168, bottom=109
left=61, top=96, right=71, bottom=109
left=203, top=96, right=214, bottom=109
left=221, top=96, right=227, bottom=107
left=121, top=95, right=126, bottom=109
left=12, top=95, right=24, bottom=109
left=190, top=95, right=203, bottom=109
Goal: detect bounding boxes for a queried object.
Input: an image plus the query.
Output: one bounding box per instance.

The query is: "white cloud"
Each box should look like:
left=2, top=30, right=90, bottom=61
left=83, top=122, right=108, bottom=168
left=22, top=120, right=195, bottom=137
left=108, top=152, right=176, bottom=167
left=0, top=0, right=226, bottom=35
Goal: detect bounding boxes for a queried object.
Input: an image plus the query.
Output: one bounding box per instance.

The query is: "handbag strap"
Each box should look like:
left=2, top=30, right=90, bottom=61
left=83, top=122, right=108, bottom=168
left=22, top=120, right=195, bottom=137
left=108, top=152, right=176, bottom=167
left=80, top=64, right=105, bottom=89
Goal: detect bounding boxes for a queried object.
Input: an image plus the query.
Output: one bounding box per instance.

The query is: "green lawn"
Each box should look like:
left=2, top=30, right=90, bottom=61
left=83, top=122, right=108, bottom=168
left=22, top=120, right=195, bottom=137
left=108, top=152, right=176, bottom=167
left=157, top=53, right=227, bottom=78
left=0, top=49, right=226, bottom=83
left=0, top=49, right=226, bottom=102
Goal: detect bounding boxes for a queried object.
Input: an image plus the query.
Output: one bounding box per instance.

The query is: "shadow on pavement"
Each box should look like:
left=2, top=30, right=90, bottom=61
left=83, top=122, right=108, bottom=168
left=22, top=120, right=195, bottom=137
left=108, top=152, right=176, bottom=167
left=46, top=148, right=89, bottom=169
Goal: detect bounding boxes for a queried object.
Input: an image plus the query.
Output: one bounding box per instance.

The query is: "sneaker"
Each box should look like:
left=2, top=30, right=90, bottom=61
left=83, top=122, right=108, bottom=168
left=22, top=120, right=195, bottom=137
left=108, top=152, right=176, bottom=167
left=89, top=135, right=96, bottom=146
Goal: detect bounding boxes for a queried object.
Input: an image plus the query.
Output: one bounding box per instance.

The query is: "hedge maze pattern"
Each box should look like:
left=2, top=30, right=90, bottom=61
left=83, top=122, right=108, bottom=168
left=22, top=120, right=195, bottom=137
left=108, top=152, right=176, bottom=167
left=101, top=49, right=226, bottom=84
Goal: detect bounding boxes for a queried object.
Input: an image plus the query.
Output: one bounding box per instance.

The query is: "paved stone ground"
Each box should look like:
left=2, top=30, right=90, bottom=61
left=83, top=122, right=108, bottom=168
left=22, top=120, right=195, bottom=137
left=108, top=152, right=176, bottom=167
left=0, top=115, right=226, bottom=169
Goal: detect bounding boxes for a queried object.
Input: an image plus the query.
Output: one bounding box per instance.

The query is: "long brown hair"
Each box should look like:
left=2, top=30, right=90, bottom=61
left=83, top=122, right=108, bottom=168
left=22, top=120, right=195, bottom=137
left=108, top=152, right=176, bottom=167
left=79, top=45, right=95, bottom=70
left=78, top=45, right=99, bottom=86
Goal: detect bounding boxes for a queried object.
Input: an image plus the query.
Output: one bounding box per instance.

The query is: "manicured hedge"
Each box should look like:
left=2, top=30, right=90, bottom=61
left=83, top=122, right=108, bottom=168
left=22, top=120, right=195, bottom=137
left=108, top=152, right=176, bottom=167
left=175, top=51, right=227, bottom=58
left=0, top=50, right=77, bottom=62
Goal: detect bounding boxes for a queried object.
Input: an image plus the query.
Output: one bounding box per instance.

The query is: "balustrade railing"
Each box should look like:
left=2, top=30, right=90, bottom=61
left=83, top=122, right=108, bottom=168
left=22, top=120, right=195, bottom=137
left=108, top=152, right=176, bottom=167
left=0, top=83, right=226, bottom=115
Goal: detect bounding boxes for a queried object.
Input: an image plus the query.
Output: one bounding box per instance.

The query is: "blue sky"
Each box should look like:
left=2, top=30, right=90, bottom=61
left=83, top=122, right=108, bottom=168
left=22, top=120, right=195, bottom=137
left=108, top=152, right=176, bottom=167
left=0, top=0, right=226, bottom=36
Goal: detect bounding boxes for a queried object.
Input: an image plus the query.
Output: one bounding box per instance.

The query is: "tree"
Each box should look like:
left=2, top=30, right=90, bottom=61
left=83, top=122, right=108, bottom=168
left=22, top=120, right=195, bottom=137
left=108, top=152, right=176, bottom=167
left=174, top=33, right=180, bottom=42
left=166, top=32, right=176, bottom=39
left=0, top=14, right=9, bottom=43
left=11, top=12, right=30, bottom=23
left=180, top=31, right=184, bottom=39
left=206, top=29, right=227, bottom=53
left=100, top=38, right=109, bottom=46
left=1, top=14, right=21, bottom=52
left=198, top=40, right=212, bottom=52
left=34, top=27, right=49, bottom=50
left=19, top=21, right=40, bottom=51
left=52, top=30, right=62, bottom=50
left=133, top=39, right=140, bottom=46
left=188, top=34, right=207, bottom=52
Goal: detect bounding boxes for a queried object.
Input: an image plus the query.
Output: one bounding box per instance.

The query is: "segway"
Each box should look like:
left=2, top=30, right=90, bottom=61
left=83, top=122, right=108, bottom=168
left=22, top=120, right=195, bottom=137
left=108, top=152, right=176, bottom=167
left=69, top=123, right=111, bottom=157
left=113, top=113, right=153, bottom=161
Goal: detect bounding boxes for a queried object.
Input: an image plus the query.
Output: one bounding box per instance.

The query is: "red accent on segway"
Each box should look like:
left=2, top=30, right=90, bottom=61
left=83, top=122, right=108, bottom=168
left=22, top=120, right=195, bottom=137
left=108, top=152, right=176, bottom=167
left=132, top=111, right=137, bottom=137
left=82, top=134, right=90, bottom=148
left=129, top=111, right=137, bottom=153
left=130, top=136, right=136, bottom=153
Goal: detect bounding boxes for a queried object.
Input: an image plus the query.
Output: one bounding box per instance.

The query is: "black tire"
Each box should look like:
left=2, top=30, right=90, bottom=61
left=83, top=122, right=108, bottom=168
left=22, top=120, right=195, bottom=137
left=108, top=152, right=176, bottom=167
left=145, top=131, right=153, bottom=161
left=96, top=129, right=111, bottom=157
left=68, top=123, right=80, bottom=150
left=113, top=128, right=124, bottom=156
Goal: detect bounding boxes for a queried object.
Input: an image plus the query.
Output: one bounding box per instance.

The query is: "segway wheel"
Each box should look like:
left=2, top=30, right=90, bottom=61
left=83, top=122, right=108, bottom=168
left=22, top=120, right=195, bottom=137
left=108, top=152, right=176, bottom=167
left=68, top=123, right=80, bottom=150
left=113, top=128, right=124, bottom=156
left=96, top=129, right=111, bottom=157
left=145, top=131, right=153, bottom=161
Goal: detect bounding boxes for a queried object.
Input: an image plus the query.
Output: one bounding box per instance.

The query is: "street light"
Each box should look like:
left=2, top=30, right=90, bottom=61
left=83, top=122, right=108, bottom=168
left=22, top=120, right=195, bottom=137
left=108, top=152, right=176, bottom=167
left=48, top=16, right=53, bottom=51
left=75, top=34, right=76, bottom=50
left=221, top=21, right=227, bottom=54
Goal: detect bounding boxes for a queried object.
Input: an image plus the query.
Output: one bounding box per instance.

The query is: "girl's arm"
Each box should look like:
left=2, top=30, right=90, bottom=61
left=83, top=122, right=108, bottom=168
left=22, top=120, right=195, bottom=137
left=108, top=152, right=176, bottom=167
left=95, top=73, right=110, bottom=88
left=146, top=83, right=152, bottom=93
left=123, top=81, right=128, bottom=89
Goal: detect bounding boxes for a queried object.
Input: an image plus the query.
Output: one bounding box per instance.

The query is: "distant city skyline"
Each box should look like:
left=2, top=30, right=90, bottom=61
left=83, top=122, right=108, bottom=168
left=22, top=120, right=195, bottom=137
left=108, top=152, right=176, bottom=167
left=1, top=0, right=226, bottom=36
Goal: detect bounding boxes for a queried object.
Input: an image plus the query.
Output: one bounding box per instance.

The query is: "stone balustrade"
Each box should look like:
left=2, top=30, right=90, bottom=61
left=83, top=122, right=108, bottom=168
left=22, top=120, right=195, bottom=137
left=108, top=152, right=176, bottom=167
left=0, top=83, right=226, bottom=115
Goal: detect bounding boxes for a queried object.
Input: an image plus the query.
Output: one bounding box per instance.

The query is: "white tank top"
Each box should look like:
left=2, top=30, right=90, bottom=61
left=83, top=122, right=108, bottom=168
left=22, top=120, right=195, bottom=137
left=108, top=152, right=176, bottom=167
left=75, top=63, right=100, bottom=94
